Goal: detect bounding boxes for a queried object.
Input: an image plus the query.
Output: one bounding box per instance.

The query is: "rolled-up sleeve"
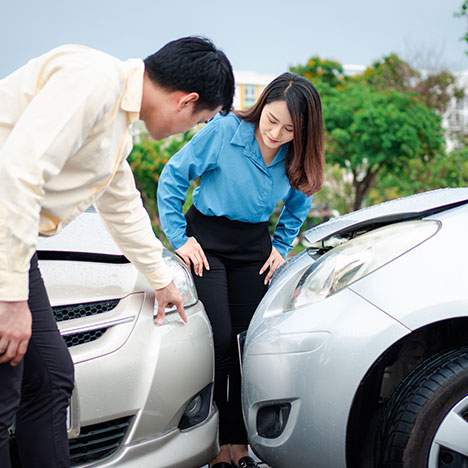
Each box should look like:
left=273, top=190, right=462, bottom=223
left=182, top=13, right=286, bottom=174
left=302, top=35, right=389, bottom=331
left=0, top=68, right=114, bottom=301
left=272, top=188, right=312, bottom=257
left=95, top=160, right=173, bottom=290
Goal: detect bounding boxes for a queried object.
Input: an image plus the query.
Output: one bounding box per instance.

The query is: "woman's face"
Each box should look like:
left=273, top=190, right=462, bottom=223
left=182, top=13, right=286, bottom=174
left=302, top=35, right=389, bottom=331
left=258, top=100, right=294, bottom=149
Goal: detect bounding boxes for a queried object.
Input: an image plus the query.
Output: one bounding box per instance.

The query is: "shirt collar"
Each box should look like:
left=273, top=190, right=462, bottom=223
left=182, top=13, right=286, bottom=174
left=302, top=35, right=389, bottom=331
left=230, top=118, right=255, bottom=148
left=272, top=144, right=288, bottom=165
left=230, top=118, right=288, bottom=166
left=121, top=58, right=144, bottom=123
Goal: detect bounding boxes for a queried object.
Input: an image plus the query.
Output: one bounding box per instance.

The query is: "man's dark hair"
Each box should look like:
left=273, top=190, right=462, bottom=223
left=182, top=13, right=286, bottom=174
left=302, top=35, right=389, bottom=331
left=144, top=36, right=234, bottom=115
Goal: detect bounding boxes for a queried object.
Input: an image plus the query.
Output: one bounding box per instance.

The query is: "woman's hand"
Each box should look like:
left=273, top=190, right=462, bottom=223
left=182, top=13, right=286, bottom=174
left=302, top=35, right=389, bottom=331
left=176, top=237, right=210, bottom=277
left=259, top=247, right=285, bottom=285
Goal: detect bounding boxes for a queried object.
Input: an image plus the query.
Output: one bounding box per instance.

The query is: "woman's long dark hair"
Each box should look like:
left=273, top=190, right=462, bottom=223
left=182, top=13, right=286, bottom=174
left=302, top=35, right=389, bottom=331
left=236, top=72, right=324, bottom=195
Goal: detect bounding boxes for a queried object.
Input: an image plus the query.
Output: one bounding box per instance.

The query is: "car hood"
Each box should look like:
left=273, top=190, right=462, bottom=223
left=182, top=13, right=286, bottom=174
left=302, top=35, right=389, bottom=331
left=304, top=187, right=468, bottom=245
left=38, top=210, right=122, bottom=256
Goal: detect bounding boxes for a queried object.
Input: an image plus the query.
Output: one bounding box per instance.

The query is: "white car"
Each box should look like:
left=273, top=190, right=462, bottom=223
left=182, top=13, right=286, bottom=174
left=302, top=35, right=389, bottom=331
left=242, top=188, right=468, bottom=468
left=11, top=207, right=218, bottom=468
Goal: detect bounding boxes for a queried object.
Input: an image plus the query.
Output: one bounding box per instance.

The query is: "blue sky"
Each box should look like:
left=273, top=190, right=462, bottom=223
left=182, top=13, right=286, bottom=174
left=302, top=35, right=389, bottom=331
left=1, top=0, right=467, bottom=77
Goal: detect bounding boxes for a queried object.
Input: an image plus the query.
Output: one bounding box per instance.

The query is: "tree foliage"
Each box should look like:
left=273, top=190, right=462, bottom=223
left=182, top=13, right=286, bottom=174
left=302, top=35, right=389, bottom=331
left=368, top=146, right=468, bottom=204
left=355, top=53, right=461, bottom=114
left=290, top=56, right=346, bottom=88
left=292, top=52, right=461, bottom=211
left=325, top=83, right=444, bottom=209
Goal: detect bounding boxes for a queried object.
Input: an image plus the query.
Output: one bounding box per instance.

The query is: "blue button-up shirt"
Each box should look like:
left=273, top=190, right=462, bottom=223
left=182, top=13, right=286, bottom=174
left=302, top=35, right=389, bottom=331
left=157, top=112, right=312, bottom=257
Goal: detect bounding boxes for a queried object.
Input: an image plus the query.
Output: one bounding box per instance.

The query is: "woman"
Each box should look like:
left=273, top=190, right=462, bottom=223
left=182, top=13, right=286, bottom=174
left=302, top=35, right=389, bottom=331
left=157, top=72, right=324, bottom=468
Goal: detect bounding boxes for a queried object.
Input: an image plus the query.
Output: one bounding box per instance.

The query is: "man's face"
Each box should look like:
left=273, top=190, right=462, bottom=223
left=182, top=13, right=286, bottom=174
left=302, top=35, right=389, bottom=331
left=140, top=76, right=222, bottom=140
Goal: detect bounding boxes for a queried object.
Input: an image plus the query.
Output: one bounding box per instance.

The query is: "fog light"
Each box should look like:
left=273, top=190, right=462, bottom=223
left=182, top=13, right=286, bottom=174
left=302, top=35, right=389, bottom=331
left=257, top=403, right=291, bottom=439
left=178, top=384, right=213, bottom=430
left=184, top=395, right=202, bottom=419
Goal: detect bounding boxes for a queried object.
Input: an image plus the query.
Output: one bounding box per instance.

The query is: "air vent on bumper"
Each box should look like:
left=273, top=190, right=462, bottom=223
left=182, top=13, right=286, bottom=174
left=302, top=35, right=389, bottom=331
left=63, top=329, right=108, bottom=348
left=69, top=416, right=133, bottom=466
left=52, top=299, right=120, bottom=322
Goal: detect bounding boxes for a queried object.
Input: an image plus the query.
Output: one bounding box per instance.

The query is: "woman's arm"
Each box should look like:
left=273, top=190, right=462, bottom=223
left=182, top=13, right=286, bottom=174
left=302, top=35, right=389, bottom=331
left=157, top=115, right=225, bottom=250
left=259, top=188, right=311, bottom=284
left=272, top=188, right=312, bottom=257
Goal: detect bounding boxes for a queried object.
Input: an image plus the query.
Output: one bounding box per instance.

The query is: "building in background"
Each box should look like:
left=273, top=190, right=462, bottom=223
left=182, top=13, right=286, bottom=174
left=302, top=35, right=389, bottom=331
left=234, top=70, right=275, bottom=110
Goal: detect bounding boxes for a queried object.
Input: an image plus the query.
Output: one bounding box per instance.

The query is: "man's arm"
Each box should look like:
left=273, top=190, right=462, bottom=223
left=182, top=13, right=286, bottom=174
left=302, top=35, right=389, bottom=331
left=0, top=68, right=116, bottom=300
left=94, top=160, right=186, bottom=323
left=0, top=66, right=117, bottom=365
left=0, top=302, right=31, bottom=366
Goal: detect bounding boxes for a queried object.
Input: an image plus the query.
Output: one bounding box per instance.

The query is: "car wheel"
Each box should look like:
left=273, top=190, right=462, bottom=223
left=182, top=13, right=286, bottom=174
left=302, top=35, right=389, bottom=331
left=380, top=347, right=468, bottom=468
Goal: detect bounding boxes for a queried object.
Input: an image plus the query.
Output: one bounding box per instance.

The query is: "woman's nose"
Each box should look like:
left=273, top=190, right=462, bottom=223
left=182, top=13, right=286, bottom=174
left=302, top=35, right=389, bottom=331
left=271, top=126, right=282, bottom=139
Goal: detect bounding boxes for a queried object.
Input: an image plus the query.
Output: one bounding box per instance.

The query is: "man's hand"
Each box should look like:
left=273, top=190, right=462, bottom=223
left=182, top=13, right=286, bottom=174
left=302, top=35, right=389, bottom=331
left=259, top=247, right=286, bottom=285
left=175, top=237, right=210, bottom=277
left=0, top=301, right=32, bottom=366
left=154, top=281, right=187, bottom=325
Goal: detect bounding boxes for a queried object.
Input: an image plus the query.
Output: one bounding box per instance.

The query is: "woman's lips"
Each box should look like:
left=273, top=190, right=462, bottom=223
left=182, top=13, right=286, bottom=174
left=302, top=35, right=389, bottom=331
left=266, top=134, right=280, bottom=144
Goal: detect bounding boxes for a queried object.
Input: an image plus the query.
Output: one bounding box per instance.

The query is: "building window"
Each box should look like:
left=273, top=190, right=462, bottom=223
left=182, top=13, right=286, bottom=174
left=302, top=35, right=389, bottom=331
left=244, top=84, right=257, bottom=107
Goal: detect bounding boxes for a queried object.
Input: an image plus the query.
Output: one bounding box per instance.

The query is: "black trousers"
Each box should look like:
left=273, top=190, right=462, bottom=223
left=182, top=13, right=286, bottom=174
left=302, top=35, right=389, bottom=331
left=0, top=254, right=75, bottom=468
left=186, top=206, right=270, bottom=445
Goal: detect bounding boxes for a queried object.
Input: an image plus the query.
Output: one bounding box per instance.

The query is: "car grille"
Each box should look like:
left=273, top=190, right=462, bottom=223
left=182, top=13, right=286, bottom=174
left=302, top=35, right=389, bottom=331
left=52, top=299, right=119, bottom=348
left=63, top=328, right=108, bottom=348
left=70, top=416, right=133, bottom=466
left=53, top=299, right=120, bottom=322
left=9, top=416, right=133, bottom=467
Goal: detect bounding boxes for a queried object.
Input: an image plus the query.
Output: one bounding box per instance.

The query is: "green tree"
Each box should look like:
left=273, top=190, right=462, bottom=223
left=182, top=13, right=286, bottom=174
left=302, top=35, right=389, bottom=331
left=290, top=56, right=346, bottom=88
left=358, top=53, right=420, bottom=93
left=323, top=83, right=444, bottom=210
left=291, top=54, right=459, bottom=212
left=369, top=146, right=468, bottom=204
left=356, top=53, right=461, bottom=115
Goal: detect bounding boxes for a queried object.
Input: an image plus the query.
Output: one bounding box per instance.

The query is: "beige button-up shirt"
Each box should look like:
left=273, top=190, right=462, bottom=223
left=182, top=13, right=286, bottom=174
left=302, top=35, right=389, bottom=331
left=0, top=44, right=173, bottom=301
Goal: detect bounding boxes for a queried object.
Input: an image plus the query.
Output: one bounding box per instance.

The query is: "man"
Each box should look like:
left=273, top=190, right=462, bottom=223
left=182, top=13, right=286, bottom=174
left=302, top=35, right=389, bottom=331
left=0, top=37, right=234, bottom=467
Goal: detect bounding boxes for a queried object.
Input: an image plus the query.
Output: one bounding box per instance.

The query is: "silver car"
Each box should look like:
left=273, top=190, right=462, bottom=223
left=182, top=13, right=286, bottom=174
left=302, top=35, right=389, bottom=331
left=10, top=208, right=219, bottom=468
left=242, top=188, right=468, bottom=468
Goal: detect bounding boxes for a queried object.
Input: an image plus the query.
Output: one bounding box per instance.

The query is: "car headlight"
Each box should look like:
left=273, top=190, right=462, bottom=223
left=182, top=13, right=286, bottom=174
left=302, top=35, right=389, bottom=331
left=163, top=250, right=198, bottom=310
left=290, top=220, right=440, bottom=310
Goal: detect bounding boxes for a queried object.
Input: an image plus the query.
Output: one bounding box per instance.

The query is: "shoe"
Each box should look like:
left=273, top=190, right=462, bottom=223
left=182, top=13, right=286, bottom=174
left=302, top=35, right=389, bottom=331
left=210, top=463, right=234, bottom=468
left=236, top=456, right=259, bottom=467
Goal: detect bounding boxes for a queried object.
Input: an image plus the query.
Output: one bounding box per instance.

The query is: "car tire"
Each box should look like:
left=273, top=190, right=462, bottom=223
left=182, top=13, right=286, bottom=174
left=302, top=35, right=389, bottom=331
left=379, top=347, right=468, bottom=468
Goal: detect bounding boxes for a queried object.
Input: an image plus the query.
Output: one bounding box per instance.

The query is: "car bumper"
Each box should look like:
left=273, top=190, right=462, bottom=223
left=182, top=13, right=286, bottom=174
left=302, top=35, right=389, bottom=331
left=86, top=408, right=219, bottom=468
left=242, top=289, right=409, bottom=468
left=66, top=294, right=218, bottom=467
